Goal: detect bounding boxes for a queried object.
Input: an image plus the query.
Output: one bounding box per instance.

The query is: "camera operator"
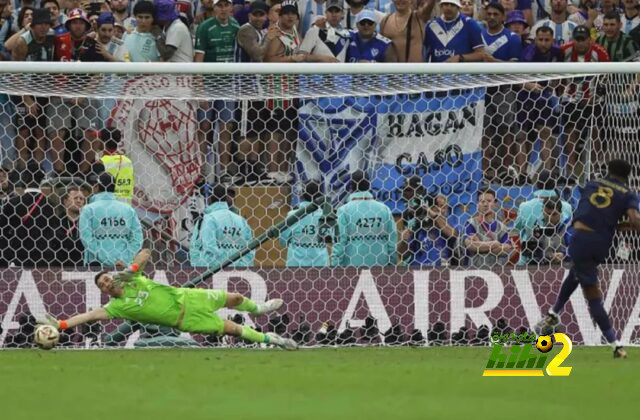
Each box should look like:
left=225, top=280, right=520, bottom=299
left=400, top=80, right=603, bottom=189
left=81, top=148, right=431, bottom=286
left=398, top=177, right=458, bottom=267
left=520, top=197, right=572, bottom=265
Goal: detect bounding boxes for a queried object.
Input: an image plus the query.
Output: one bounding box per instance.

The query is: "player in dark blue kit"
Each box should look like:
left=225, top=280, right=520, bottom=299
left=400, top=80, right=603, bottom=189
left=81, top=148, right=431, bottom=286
left=535, top=159, right=640, bottom=358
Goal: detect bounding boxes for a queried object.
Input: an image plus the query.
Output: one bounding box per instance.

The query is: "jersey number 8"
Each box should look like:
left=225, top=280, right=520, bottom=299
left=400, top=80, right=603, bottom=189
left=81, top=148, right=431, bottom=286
left=589, top=186, right=614, bottom=209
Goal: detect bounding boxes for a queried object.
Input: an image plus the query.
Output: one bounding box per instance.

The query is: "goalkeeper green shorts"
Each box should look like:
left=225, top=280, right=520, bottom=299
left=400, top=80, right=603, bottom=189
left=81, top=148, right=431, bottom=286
left=179, top=289, right=228, bottom=335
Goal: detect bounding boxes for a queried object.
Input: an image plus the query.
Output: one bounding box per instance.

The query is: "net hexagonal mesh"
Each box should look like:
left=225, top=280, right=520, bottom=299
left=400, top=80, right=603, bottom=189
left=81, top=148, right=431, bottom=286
left=1, top=69, right=639, bottom=349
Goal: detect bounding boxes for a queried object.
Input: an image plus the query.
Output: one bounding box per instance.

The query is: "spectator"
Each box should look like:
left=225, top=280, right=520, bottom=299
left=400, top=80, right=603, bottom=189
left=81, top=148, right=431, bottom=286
left=51, top=185, right=86, bottom=266
left=235, top=0, right=275, bottom=183
left=423, top=0, right=485, bottom=63
left=506, top=0, right=534, bottom=27
left=529, top=0, right=577, bottom=45
left=346, top=10, right=392, bottom=62
left=0, top=163, right=55, bottom=267
left=299, top=0, right=350, bottom=62
left=521, top=26, right=563, bottom=61
left=43, top=0, right=66, bottom=35
left=622, top=0, right=640, bottom=34
left=595, top=0, right=622, bottom=33
left=99, top=127, right=134, bottom=203
left=195, top=0, right=239, bottom=183
left=568, top=0, right=598, bottom=29
left=279, top=181, right=329, bottom=267
left=481, top=3, right=521, bottom=183
left=264, top=0, right=334, bottom=184
left=463, top=189, right=512, bottom=268
left=513, top=170, right=572, bottom=257
left=482, top=2, right=522, bottom=62
left=342, top=0, right=386, bottom=30
left=123, top=0, right=161, bottom=62
left=195, top=0, right=239, bottom=63
left=5, top=7, right=46, bottom=61
left=95, top=12, right=129, bottom=61
left=0, top=0, right=12, bottom=60
left=110, top=0, right=130, bottom=26
left=331, top=170, right=397, bottom=267
left=113, top=21, right=126, bottom=39
left=6, top=8, right=53, bottom=173
left=154, top=0, right=194, bottom=62
left=379, top=0, right=434, bottom=62
left=505, top=10, right=529, bottom=44
left=232, top=0, right=250, bottom=26
left=401, top=193, right=459, bottom=267
left=516, top=26, right=562, bottom=176
left=195, top=0, right=216, bottom=26
left=519, top=197, right=572, bottom=265
left=54, top=8, right=103, bottom=61
left=190, top=184, right=255, bottom=267
left=79, top=173, right=143, bottom=267
left=9, top=1, right=32, bottom=33
left=560, top=25, right=609, bottom=171
left=298, top=0, right=328, bottom=36
left=47, top=10, right=102, bottom=175
left=237, top=0, right=277, bottom=62
left=597, top=11, right=639, bottom=61
left=460, top=0, right=475, bottom=18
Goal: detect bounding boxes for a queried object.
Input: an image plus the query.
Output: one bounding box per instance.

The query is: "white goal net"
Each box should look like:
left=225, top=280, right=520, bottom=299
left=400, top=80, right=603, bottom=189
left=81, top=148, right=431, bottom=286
left=1, top=63, right=640, bottom=348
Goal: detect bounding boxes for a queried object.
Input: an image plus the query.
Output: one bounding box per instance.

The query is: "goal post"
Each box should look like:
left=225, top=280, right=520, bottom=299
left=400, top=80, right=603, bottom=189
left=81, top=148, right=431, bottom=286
left=1, top=62, right=640, bottom=348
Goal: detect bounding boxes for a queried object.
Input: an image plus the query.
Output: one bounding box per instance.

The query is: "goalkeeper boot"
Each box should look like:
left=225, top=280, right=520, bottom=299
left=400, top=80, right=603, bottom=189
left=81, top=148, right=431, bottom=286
left=534, top=312, right=559, bottom=336
left=255, top=299, right=284, bottom=315
left=614, top=346, right=628, bottom=359
left=266, top=332, right=298, bottom=350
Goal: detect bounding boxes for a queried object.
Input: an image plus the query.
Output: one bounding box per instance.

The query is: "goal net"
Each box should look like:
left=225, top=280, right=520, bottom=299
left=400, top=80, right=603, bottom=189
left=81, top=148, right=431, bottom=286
left=1, top=62, right=639, bottom=349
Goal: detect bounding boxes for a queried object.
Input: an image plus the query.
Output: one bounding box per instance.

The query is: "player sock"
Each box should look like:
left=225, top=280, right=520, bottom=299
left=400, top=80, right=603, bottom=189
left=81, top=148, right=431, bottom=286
left=551, top=270, right=579, bottom=315
left=241, top=325, right=269, bottom=344
left=587, top=298, right=618, bottom=343
left=235, top=297, right=258, bottom=314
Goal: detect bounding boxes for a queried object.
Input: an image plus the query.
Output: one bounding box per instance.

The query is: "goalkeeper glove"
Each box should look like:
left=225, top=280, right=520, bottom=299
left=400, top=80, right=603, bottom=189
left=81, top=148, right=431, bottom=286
left=113, top=264, right=140, bottom=286
left=37, top=314, right=66, bottom=330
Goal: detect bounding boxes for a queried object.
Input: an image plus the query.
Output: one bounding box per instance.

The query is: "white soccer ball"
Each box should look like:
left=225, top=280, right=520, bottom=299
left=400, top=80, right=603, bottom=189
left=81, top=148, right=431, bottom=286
left=34, top=325, right=59, bottom=350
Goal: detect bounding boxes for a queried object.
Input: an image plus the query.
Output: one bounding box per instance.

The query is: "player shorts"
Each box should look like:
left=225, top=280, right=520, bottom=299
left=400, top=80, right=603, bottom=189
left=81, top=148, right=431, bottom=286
left=179, top=288, right=228, bottom=335
left=568, top=230, right=610, bottom=286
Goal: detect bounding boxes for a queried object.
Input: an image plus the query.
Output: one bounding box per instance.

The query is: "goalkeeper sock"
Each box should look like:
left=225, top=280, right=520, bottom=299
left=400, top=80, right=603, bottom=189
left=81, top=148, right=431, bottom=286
left=235, top=297, right=258, bottom=314
left=552, top=268, right=579, bottom=315
left=240, top=326, right=270, bottom=344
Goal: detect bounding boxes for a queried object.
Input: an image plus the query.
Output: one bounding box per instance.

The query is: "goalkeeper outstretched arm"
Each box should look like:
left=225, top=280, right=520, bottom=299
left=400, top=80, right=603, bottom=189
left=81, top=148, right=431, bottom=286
left=39, top=249, right=152, bottom=330
left=39, top=308, right=109, bottom=331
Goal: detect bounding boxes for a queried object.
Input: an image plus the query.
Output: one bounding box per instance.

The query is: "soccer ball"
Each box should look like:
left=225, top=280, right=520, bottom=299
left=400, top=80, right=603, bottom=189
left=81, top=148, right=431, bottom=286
left=536, top=335, right=553, bottom=353
left=34, top=325, right=59, bottom=350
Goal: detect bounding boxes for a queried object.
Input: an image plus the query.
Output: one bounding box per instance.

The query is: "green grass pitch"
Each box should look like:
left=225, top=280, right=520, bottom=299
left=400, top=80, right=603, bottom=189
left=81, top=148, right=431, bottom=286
left=0, top=346, right=636, bottom=420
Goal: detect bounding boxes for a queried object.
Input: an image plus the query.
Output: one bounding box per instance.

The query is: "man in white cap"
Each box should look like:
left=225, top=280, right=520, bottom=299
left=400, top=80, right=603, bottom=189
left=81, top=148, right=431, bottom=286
left=346, top=9, right=392, bottom=62
left=423, top=0, right=485, bottom=62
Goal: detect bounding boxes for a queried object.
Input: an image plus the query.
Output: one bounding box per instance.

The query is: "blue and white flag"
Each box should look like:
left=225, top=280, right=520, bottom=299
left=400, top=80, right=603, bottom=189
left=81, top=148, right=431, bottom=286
left=295, top=89, right=485, bottom=215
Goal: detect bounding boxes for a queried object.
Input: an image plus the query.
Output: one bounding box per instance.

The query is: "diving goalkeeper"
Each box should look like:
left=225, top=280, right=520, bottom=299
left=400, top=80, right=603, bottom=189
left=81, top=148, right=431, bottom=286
left=40, top=249, right=298, bottom=350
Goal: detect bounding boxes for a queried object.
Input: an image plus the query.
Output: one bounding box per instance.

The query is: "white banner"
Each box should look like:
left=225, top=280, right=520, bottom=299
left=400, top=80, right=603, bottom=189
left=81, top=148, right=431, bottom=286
left=112, top=76, right=204, bottom=247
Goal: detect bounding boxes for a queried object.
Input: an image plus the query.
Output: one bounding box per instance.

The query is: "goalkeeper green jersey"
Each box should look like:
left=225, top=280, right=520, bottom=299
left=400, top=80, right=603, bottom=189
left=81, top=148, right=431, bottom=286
left=103, top=274, right=186, bottom=326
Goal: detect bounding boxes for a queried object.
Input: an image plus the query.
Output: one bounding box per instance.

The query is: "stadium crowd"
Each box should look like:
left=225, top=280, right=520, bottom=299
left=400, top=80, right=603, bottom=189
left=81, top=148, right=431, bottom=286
left=0, top=0, right=637, bottom=269
left=0, top=0, right=638, bottom=184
